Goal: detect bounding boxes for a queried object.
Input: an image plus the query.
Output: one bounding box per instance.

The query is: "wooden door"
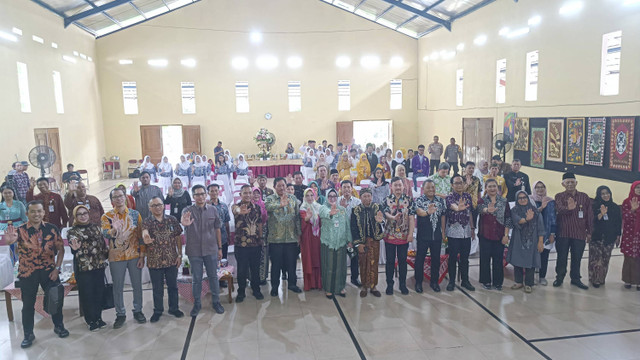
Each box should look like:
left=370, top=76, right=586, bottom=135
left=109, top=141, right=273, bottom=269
left=182, top=125, right=201, bottom=155
left=336, top=121, right=353, bottom=147
left=140, top=126, right=163, bottom=164
left=462, top=118, right=493, bottom=164
left=33, top=128, right=62, bottom=184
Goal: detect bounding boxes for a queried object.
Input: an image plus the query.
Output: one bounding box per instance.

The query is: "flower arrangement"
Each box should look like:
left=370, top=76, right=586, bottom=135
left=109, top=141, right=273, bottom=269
left=254, top=128, right=276, bottom=160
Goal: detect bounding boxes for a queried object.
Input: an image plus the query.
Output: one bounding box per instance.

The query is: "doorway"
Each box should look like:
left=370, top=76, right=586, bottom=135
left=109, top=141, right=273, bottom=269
left=353, top=120, right=393, bottom=150
left=34, top=128, right=62, bottom=184
left=140, top=125, right=201, bottom=165
left=462, top=118, right=493, bottom=165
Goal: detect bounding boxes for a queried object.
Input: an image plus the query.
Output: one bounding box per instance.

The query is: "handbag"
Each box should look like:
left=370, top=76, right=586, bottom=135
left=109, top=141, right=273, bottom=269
left=102, top=274, right=114, bottom=310
left=44, top=282, right=65, bottom=316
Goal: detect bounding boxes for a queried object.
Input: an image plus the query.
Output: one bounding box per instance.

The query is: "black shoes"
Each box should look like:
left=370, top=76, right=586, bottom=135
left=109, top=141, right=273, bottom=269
left=399, top=286, right=409, bottom=295
left=21, top=333, right=35, bottom=348
left=53, top=326, right=69, bottom=338
left=88, top=322, right=100, bottom=332
left=446, top=282, right=455, bottom=291
left=494, top=285, right=503, bottom=291
left=553, top=280, right=563, bottom=287
left=461, top=282, right=475, bottom=291
left=430, top=283, right=441, bottom=292
left=190, top=303, right=201, bottom=317
left=288, top=286, right=302, bottom=293
left=270, top=288, right=278, bottom=297
left=97, top=319, right=107, bottom=329
left=168, top=309, right=184, bottom=318
left=150, top=313, right=161, bottom=323
left=593, top=284, right=600, bottom=288
left=415, top=284, right=423, bottom=293
left=212, top=302, right=225, bottom=314
left=253, top=290, right=264, bottom=300
left=571, top=280, right=589, bottom=290
left=236, top=293, right=246, bottom=303
left=113, top=316, right=126, bottom=329
left=351, top=279, right=362, bottom=287
left=133, top=312, right=147, bottom=323
left=482, top=283, right=492, bottom=290
left=385, top=285, right=393, bottom=295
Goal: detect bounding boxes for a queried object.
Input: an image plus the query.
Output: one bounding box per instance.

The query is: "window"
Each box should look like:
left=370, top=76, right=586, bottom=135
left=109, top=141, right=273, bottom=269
left=52, top=71, right=64, bottom=114
left=288, top=81, right=301, bottom=112
left=338, top=80, right=350, bottom=111
left=390, top=79, right=402, bottom=110
left=122, top=81, right=138, bottom=115
left=181, top=82, right=196, bottom=114
left=496, top=59, right=506, bottom=104
left=16, top=62, right=31, bottom=113
left=456, top=69, right=464, bottom=106
left=235, top=81, right=249, bottom=113
left=525, top=50, right=539, bottom=101
left=600, top=30, right=622, bottom=96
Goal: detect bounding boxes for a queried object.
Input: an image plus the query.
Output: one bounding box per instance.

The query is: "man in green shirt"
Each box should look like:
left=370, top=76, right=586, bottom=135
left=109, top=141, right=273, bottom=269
left=428, top=162, right=452, bottom=199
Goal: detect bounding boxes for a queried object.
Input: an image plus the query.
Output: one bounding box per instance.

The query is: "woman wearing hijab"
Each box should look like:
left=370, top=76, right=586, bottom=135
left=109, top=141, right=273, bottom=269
left=157, top=156, right=173, bottom=195
left=236, top=154, right=249, bottom=177
left=380, top=155, right=392, bottom=180
left=215, top=154, right=235, bottom=205
left=508, top=190, right=545, bottom=293
left=391, top=150, right=406, bottom=178
left=175, top=155, right=191, bottom=190
left=191, top=155, right=207, bottom=189
left=531, top=181, right=556, bottom=286
left=355, top=153, right=371, bottom=185
left=308, top=181, right=326, bottom=205
left=478, top=179, right=512, bottom=290
left=0, top=186, right=27, bottom=263
left=474, top=160, right=489, bottom=191
left=116, top=183, right=136, bottom=209
left=621, top=181, right=640, bottom=290
left=337, top=153, right=352, bottom=180
left=139, top=155, right=157, bottom=182
left=68, top=205, right=109, bottom=331
left=202, top=155, right=213, bottom=178
left=319, top=188, right=352, bottom=298
left=253, top=187, right=269, bottom=285
left=589, top=186, right=622, bottom=288
left=314, top=153, right=329, bottom=172
left=164, top=178, right=192, bottom=219
left=324, top=149, right=334, bottom=170
left=304, top=149, right=316, bottom=168
left=394, top=165, right=413, bottom=197
left=370, top=167, right=389, bottom=205
left=300, top=188, right=323, bottom=291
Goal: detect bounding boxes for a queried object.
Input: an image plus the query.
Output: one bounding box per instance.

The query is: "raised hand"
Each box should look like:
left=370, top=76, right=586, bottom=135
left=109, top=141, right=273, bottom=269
left=377, top=177, right=383, bottom=186
left=142, top=230, right=154, bottom=245
left=330, top=203, right=338, bottom=216
left=280, top=196, right=289, bottom=208
left=110, top=218, right=124, bottom=237
left=600, top=204, right=608, bottom=216
left=340, top=197, right=347, bottom=208
left=457, top=198, right=467, bottom=212
left=487, top=200, right=497, bottom=214
left=29, top=178, right=36, bottom=191
left=4, top=225, right=18, bottom=245
left=427, top=202, right=437, bottom=215
left=239, top=204, right=250, bottom=215
left=168, top=187, right=174, bottom=197
left=526, top=209, right=535, bottom=221
left=286, top=174, right=293, bottom=184
left=181, top=211, right=193, bottom=226
left=416, top=208, right=427, bottom=217
left=515, top=178, right=522, bottom=186
left=69, top=236, right=81, bottom=251
left=132, top=181, right=140, bottom=192
left=567, top=197, right=577, bottom=210
left=375, top=211, right=384, bottom=223
left=632, top=198, right=640, bottom=212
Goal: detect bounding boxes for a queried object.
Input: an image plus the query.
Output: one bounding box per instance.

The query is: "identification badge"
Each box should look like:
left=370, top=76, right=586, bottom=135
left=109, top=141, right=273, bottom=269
left=49, top=205, right=55, bottom=212
left=603, top=214, right=609, bottom=221
left=174, top=207, right=179, bottom=214
left=334, top=221, right=339, bottom=228
left=86, top=203, right=91, bottom=209
left=578, top=211, right=584, bottom=219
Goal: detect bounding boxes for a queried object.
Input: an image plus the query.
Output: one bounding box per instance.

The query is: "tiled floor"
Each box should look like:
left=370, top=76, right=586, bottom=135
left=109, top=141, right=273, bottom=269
left=2, top=179, right=640, bottom=359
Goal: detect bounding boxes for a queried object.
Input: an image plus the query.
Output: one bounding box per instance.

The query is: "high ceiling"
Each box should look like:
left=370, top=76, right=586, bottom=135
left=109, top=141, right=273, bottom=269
left=319, top=0, right=498, bottom=38
left=31, top=0, right=200, bottom=38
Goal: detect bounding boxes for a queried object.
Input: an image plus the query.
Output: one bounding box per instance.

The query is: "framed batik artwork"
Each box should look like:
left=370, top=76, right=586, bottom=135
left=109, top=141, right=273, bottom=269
left=530, top=127, right=546, bottom=168
left=546, top=119, right=564, bottom=162
left=513, top=117, right=529, bottom=151
left=585, top=117, right=606, bottom=166
left=566, top=118, right=585, bottom=166
left=609, top=117, right=635, bottom=171
left=503, top=112, right=516, bottom=141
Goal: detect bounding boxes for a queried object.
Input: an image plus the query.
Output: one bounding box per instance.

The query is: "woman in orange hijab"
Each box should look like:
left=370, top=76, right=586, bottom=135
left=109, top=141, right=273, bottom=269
left=355, top=153, right=371, bottom=185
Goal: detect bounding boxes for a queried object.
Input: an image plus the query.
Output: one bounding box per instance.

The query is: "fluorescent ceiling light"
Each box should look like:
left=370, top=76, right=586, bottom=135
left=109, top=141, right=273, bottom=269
left=456, top=43, right=465, bottom=51
left=119, top=59, right=133, bottom=65
left=507, top=27, right=530, bottom=38
left=148, top=59, right=168, bottom=67
left=335, top=56, right=351, bottom=68
left=360, top=55, right=380, bottom=69
left=354, top=9, right=376, bottom=20
left=51, top=42, right=58, bottom=48
left=62, top=55, right=77, bottom=63
left=286, top=56, right=303, bottom=69
left=498, top=27, right=510, bottom=36
left=256, top=55, right=278, bottom=70
left=474, top=34, right=487, bottom=46
left=0, top=31, right=18, bottom=42
left=376, top=18, right=396, bottom=29
left=389, top=56, right=404, bottom=67
left=32, top=35, right=44, bottom=44
left=397, top=27, right=418, bottom=38
left=250, top=31, right=262, bottom=43
left=528, top=15, right=542, bottom=26
left=12, top=27, right=22, bottom=35
left=231, top=57, right=249, bottom=70
left=559, top=1, right=583, bottom=15
left=180, top=58, right=197, bottom=67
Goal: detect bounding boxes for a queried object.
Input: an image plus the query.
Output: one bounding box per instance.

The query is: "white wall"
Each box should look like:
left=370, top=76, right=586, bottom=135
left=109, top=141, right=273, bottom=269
left=417, top=0, right=640, bottom=201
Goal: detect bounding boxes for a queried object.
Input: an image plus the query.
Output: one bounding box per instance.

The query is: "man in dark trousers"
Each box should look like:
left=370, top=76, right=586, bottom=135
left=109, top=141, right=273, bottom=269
left=365, top=143, right=378, bottom=172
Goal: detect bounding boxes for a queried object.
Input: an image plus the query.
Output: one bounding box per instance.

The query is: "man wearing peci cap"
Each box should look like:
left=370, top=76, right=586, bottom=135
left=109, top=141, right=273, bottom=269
left=553, top=172, right=593, bottom=289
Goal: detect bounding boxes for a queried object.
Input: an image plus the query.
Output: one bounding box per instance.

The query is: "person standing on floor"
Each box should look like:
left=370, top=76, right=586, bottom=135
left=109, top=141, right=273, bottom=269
left=351, top=188, right=385, bottom=297
left=142, top=197, right=184, bottom=323
left=131, top=171, right=163, bottom=220
left=508, top=190, right=545, bottom=293
left=382, top=177, right=416, bottom=295
left=292, top=171, right=308, bottom=203
left=26, top=177, right=68, bottom=229
left=531, top=181, right=556, bottom=286
left=428, top=136, right=444, bottom=176
left=445, top=174, right=476, bottom=292
left=553, top=172, right=593, bottom=290
left=391, top=150, right=406, bottom=179
left=4, top=201, right=69, bottom=348
left=208, top=184, right=231, bottom=287
left=257, top=174, right=274, bottom=200
left=444, top=138, right=463, bottom=176
left=101, top=188, right=146, bottom=328
left=462, top=162, right=482, bottom=229
left=620, top=181, right=640, bottom=290
left=412, top=144, right=430, bottom=192
left=589, top=186, right=621, bottom=288
left=319, top=188, right=352, bottom=298
left=232, top=185, right=265, bottom=302
left=504, top=159, right=532, bottom=203
left=370, top=167, right=389, bottom=205
left=181, top=184, right=225, bottom=316
left=265, top=177, right=302, bottom=296
left=11, top=161, right=31, bottom=203
left=157, top=156, right=173, bottom=195
left=299, top=188, right=323, bottom=291
left=338, top=180, right=362, bottom=287
left=64, top=181, right=104, bottom=225
left=68, top=205, right=109, bottom=331
left=252, top=187, right=269, bottom=285
left=478, top=179, right=511, bottom=291
left=365, top=143, right=379, bottom=172
left=414, top=180, right=446, bottom=293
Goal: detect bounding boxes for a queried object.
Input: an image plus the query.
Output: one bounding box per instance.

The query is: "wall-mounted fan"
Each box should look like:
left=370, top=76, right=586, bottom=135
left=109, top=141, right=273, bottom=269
left=28, top=145, right=57, bottom=178
left=492, top=133, right=513, bottom=162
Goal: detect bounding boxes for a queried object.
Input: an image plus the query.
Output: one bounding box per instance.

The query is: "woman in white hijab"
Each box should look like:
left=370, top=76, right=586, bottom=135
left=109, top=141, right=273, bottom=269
left=191, top=155, right=207, bottom=188
left=215, top=153, right=235, bottom=205
left=175, top=154, right=191, bottom=190
left=235, top=154, right=250, bottom=184
left=391, top=150, right=406, bottom=178
left=157, top=156, right=173, bottom=194
left=324, top=149, right=334, bottom=170
left=139, top=155, right=157, bottom=182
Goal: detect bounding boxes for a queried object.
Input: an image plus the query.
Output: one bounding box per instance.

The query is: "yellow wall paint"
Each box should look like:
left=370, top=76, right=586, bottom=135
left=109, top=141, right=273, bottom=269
left=0, top=1, right=105, bottom=182
left=417, top=0, right=640, bottom=203
left=95, top=0, right=419, bottom=166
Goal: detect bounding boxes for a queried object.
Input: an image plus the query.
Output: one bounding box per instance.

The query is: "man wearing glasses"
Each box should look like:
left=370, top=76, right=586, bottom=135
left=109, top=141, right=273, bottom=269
left=445, top=174, right=476, bottom=292
left=181, top=185, right=225, bottom=316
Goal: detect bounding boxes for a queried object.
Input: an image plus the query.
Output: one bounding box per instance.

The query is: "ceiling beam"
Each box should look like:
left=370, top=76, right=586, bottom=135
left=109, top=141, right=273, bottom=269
left=450, top=0, right=496, bottom=21
left=64, top=0, right=132, bottom=27
left=378, top=0, right=451, bottom=31
left=353, top=0, right=367, bottom=11
left=396, top=15, right=418, bottom=29
left=30, top=0, right=65, bottom=18
left=424, top=0, right=445, bottom=12
left=375, top=5, right=394, bottom=21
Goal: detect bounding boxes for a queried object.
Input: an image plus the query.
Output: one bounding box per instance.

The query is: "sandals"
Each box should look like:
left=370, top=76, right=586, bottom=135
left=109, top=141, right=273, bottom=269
left=524, top=286, right=532, bottom=293
left=511, top=283, right=524, bottom=290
